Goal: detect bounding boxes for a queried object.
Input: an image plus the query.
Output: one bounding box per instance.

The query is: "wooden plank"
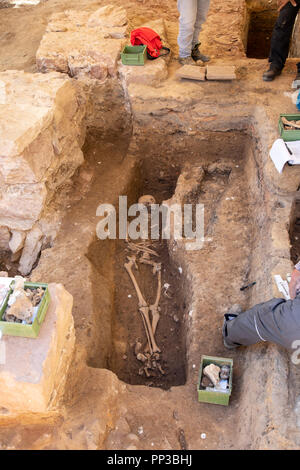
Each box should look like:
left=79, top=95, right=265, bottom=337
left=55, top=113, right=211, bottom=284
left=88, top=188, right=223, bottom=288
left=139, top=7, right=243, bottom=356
left=176, top=65, right=206, bottom=81
left=206, top=65, right=236, bottom=81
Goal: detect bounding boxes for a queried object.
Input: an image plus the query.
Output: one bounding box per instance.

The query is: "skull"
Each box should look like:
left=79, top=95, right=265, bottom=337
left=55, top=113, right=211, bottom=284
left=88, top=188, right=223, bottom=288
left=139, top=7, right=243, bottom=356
left=138, top=195, right=156, bottom=207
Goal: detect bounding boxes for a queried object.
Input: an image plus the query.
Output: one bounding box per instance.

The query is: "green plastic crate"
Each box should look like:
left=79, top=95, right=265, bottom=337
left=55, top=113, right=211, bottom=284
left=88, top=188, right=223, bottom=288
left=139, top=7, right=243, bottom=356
left=197, top=355, right=233, bottom=406
left=0, top=282, right=50, bottom=338
left=121, top=45, right=147, bottom=66
left=278, top=113, right=300, bottom=142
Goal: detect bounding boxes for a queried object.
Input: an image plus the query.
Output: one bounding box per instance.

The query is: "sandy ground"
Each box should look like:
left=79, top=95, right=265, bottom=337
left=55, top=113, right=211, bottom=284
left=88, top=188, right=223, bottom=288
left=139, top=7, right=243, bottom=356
left=1, top=0, right=300, bottom=452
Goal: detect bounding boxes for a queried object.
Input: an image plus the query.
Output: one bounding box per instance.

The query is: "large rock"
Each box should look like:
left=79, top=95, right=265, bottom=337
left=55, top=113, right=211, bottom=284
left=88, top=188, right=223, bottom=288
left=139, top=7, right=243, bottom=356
left=87, top=5, right=127, bottom=28
left=118, top=19, right=170, bottom=88
left=0, top=182, right=47, bottom=231
left=0, top=283, right=75, bottom=413
left=0, top=227, right=10, bottom=251
left=0, top=70, right=86, bottom=264
left=36, top=6, right=128, bottom=79
left=18, top=225, right=44, bottom=276
left=9, top=230, right=26, bottom=254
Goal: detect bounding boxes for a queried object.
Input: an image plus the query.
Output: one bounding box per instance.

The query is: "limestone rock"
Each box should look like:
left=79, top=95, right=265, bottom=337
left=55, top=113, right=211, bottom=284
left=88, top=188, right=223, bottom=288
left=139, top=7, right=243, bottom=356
left=0, top=182, right=47, bottom=231
left=36, top=9, right=127, bottom=79
left=0, top=226, right=10, bottom=251
left=0, top=70, right=86, bottom=240
left=176, top=65, right=206, bottom=81
left=206, top=65, right=236, bottom=81
left=119, top=59, right=168, bottom=88
left=9, top=230, right=26, bottom=254
left=203, top=363, right=221, bottom=387
left=5, top=291, right=34, bottom=323
left=18, top=226, right=44, bottom=276
left=87, top=5, right=127, bottom=28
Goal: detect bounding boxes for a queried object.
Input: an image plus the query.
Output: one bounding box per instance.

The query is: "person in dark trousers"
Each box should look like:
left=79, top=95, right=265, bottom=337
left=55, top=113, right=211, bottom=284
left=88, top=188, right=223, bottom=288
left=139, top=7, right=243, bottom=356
left=263, top=0, right=300, bottom=87
left=223, top=261, right=300, bottom=350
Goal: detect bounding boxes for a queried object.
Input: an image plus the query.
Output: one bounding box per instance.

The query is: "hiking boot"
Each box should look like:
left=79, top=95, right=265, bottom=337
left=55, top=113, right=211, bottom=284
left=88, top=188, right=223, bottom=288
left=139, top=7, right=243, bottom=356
left=178, top=56, right=197, bottom=66
left=222, top=306, right=243, bottom=350
left=191, top=43, right=210, bottom=63
left=262, top=65, right=282, bottom=82
left=292, top=70, right=300, bottom=89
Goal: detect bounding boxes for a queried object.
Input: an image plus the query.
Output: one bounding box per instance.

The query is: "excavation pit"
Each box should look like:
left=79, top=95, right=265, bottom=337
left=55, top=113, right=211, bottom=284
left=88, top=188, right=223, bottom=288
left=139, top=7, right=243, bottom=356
left=246, top=9, right=277, bottom=58
left=83, top=129, right=268, bottom=395
left=290, top=196, right=300, bottom=264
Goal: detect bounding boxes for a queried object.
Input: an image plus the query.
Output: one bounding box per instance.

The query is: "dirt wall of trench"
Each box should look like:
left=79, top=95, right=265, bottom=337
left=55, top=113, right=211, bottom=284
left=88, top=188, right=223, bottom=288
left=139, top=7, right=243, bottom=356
left=127, top=104, right=300, bottom=448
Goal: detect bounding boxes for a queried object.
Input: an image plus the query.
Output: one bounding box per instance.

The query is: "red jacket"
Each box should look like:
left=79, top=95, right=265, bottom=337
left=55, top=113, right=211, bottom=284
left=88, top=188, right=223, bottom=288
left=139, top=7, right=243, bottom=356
left=130, top=27, right=162, bottom=58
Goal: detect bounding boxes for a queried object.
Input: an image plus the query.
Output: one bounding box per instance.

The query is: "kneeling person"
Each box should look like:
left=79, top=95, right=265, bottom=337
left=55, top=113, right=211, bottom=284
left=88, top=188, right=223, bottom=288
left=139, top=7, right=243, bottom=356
left=223, top=261, right=300, bottom=350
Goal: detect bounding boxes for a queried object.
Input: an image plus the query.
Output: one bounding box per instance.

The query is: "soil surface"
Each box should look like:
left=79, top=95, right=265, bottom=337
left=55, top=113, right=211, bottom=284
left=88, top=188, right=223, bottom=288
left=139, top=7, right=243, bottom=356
left=1, top=0, right=300, bottom=452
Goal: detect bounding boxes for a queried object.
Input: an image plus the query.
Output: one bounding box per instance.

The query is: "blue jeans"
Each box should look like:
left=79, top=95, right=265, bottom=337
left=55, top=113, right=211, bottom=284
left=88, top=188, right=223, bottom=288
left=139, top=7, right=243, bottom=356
left=177, top=0, right=210, bottom=58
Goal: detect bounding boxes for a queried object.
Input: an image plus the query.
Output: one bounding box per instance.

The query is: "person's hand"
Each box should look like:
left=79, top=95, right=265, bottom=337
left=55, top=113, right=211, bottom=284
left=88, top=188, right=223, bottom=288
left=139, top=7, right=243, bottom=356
left=289, top=268, right=300, bottom=299
left=278, top=0, right=297, bottom=11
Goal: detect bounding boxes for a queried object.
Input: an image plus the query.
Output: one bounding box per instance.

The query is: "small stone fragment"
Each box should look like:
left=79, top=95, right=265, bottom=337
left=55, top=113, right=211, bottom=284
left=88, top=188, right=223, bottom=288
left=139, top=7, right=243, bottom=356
left=134, top=340, right=142, bottom=356
left=203, top=363, right=221, bottom=387
left=178, top=429, right=187, bottom=450
left=201, top=375, right=214, bottom=388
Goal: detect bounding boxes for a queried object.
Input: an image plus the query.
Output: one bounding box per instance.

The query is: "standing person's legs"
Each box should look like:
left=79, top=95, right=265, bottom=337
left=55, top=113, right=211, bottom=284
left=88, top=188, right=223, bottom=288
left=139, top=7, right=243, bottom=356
left=177, top=0, right=198, bottom=58
left=269, top=1, right=299, bottom=69
left=192, top=0, right=210, bottom=48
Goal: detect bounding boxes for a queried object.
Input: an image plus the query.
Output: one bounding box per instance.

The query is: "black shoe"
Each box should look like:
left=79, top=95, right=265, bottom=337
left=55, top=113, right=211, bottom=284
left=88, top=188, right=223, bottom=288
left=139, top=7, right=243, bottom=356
left=222, top=307, right=242, bottom=350
left=191, top=43, right=210, bottom=63
left=292, top=71, right=300, bottom=89
left=262, top=66, right=282, bottom=82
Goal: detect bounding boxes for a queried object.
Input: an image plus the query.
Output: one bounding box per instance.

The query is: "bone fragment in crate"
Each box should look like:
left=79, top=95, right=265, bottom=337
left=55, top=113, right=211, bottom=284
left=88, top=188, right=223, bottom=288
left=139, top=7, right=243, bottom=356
left=203, top=363, right=221, bottom=387
left=282, top=117, right=300, bottom=129
left=220, top=365, right=230, bottom=380
left=26, top=287, right=44, bottom=306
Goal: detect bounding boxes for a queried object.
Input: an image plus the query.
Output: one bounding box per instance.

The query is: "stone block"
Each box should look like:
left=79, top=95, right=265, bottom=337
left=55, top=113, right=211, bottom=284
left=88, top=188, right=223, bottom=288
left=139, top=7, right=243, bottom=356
left=87, top=4, right=127, bottom=28
left=119, top=59, right=168, bottom=87
left=0, top=182, right=47, bottom=231
left=176, top=65, right=206, bottom=81
left=206, top=65, right=236, bottom=80
left=18, top=225, right=44, bottom=276
left=0, top=70, right=86, bottom=248
left=0, top=283, right=75, bottom=413
left=9, top=230, right=26, bottom=254
left=36, top=7, right=128, bottom=79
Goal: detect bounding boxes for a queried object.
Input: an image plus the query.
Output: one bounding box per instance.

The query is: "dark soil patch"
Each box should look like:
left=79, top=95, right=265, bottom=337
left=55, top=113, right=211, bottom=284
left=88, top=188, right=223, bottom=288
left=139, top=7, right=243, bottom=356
left=247, top=10, right=278, bottom=59
left=290, top=198, right=300, bottom=264
left=111, top=239, right=187, bottom=389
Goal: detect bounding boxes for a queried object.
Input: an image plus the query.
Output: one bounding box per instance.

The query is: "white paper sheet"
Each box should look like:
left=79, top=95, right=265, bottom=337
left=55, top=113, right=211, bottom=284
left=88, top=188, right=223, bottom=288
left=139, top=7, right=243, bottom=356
left=270, top=138, right=300, bottom=173
left=274, top=274, right=290, bottom=300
